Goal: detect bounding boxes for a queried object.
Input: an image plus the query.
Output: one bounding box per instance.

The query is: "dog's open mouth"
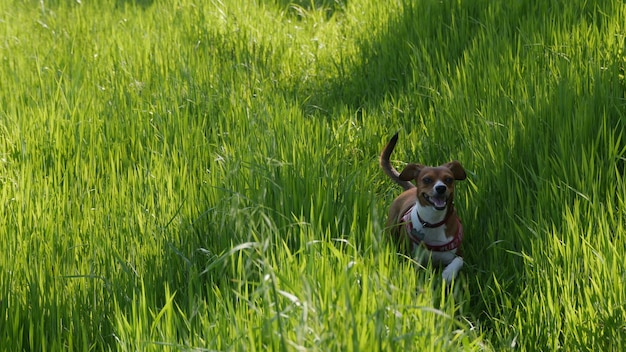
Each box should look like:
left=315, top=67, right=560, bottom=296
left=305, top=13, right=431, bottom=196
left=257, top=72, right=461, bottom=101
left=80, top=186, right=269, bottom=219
left=424, top=193, right=448, bottom=210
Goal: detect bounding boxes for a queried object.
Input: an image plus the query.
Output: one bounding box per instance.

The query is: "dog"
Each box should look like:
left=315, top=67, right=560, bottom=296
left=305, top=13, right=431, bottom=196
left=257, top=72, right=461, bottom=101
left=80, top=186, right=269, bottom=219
left=380, top=132, right=467, bottom=284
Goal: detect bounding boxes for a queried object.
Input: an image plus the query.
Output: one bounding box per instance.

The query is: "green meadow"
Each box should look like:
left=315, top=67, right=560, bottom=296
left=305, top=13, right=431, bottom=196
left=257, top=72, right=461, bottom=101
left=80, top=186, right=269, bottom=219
left=1, top=0, right=625, bottom=350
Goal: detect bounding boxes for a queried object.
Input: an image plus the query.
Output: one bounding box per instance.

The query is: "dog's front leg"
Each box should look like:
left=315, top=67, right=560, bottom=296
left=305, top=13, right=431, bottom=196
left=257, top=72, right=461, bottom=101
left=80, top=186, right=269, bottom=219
left=441, top=256, right=463, bottom=284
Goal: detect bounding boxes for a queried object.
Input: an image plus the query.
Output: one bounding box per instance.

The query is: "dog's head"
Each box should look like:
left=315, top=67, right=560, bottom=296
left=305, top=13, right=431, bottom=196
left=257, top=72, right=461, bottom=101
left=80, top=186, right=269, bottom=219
left=398, top=161, right=466, bottom=211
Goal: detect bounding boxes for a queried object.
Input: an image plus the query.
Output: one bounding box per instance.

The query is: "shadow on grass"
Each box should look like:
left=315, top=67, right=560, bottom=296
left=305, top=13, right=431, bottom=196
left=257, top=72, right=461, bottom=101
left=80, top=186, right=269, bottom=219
left=299, top=0, right=482, bottom=118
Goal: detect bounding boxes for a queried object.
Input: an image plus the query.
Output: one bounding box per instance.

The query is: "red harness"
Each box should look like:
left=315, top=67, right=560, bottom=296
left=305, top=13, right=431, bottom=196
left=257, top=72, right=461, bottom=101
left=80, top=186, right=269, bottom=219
left=401, top=206, right=463, bottom=252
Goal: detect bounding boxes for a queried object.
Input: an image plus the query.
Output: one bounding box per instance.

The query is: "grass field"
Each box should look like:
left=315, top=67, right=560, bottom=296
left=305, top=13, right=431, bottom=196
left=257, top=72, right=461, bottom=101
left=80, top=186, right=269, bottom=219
left=1, top=0, right=625, bottom=350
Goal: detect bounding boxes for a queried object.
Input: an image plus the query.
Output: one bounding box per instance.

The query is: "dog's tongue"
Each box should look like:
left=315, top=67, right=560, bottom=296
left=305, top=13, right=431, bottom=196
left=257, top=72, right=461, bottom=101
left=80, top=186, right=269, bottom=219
left=432, top=196, right=447, bottom=208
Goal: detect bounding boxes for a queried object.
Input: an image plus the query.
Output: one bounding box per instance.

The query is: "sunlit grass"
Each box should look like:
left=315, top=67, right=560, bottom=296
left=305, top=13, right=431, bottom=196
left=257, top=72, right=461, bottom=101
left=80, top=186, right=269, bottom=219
left=0, top=0, right=624, bottom=350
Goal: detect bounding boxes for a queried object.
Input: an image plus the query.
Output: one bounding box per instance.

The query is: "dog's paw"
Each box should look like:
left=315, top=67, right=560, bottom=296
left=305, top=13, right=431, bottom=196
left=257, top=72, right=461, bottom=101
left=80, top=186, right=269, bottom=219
left=441, top=257, right=464, bottom=284
left=441, top=268, right=456, bottom=284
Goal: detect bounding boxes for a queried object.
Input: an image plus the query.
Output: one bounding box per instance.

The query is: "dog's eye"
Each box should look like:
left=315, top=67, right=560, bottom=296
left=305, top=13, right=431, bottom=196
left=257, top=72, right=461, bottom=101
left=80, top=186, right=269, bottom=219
left=445, top=177, right=453, bottom=184
left=422, top=177, right=433, bottom=184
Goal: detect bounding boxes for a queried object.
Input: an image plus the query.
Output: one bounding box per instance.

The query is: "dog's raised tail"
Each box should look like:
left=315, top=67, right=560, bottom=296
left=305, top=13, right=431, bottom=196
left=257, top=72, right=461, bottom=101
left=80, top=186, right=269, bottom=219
left=380, top=132, right=415, bottom=190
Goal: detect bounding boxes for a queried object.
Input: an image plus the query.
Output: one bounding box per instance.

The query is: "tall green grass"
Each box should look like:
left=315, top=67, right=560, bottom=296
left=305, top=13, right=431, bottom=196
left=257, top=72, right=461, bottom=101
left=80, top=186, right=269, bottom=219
left=0, top=0, right=624, bottom=350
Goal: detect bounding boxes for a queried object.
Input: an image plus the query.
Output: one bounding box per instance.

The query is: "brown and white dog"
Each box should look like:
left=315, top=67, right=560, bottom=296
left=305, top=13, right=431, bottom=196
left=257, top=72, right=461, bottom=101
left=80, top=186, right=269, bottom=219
left=380, top=132, right=467, bottom=284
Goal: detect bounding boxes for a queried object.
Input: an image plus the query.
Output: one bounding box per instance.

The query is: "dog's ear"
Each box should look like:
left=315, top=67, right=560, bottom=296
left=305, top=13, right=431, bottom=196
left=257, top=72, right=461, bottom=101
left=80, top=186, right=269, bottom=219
left=399, top=163, right=423, bottom=181
left=445, top=160, right=467, bottom=181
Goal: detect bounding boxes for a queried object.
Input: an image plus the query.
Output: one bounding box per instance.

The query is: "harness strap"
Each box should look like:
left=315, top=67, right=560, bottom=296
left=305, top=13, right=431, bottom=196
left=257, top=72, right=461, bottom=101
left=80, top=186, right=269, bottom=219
left=401, top=206, right=463, bottom=252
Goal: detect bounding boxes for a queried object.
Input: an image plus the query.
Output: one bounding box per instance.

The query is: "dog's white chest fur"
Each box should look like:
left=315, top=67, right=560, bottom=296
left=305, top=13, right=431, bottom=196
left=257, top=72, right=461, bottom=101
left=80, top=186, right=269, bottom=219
left=411, top=222, right=458, bottom=265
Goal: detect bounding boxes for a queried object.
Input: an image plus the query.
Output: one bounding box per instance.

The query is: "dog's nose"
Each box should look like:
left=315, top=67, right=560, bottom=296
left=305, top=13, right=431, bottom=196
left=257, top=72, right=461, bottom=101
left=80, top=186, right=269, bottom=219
left=435, top=185, right=447, bottom=194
